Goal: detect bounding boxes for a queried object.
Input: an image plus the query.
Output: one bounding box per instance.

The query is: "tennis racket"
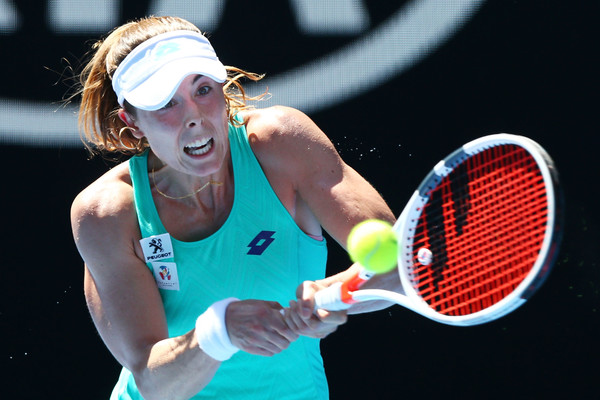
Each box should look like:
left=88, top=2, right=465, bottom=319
left=315, top=133, right=562, bottom=326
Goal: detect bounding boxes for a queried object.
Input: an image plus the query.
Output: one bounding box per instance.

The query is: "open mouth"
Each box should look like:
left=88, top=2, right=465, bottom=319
left=184, top=138, right=213, bottom=156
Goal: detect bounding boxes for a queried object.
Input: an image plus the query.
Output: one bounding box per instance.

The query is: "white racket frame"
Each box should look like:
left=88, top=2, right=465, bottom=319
left=318, top=134, right=560, bottom=326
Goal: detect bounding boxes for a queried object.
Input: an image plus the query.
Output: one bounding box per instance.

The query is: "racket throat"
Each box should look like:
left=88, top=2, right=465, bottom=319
left=342, top=269, right=375, bottom=304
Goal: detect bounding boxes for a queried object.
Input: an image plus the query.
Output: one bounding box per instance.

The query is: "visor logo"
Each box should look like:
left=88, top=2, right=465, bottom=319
left=153, top=42, right=180, bottom=59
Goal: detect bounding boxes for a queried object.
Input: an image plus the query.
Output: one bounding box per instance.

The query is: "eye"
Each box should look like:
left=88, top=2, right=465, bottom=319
left=160, top=99, right=175, bottom=110
left=197, top=85, right=212, bottom=96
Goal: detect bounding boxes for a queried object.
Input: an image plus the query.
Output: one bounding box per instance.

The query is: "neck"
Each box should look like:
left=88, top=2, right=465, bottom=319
left=148, top=153, right=233, bottom=206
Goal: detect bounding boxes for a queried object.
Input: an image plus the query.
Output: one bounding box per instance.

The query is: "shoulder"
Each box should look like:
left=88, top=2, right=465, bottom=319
left=239, top=107, right=395, bottom=244
left=71, top=162, right=134, bottom=222
left=242, top=106, right=327, bottom=143
left=71, top=161, right=141, bottom=261
left=241, top=106, right=340, bottom=173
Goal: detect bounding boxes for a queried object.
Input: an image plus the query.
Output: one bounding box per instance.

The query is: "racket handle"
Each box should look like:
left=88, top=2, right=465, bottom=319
left=314, top=282, right=352, bottom=311
left=314, top=269, right=375, bottom=311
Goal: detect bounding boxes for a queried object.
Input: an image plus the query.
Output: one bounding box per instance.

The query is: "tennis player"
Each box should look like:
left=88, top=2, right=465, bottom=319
left=70, top=16, right=399, bottom=400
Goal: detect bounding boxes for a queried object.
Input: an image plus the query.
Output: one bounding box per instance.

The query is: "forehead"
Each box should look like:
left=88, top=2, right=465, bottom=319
left=134, top=74, right=224, bottom=114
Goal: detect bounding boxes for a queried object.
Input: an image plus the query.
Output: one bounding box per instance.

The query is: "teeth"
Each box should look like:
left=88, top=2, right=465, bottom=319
left=185, top=138, right=213, bottom=155
left=185, top=138, right=211, bottom=149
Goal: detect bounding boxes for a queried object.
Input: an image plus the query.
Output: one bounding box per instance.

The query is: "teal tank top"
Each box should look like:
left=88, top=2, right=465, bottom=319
left=111, top=120, right=329, bottom=399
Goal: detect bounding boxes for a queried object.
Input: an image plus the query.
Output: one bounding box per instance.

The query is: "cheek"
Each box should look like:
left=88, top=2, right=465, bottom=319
left=138, top=106, right=184, bottom=129
left=205, top=102, right=229, bottom=134
left=136, top=116, right=182, bottom=147
left=153, top=112, right=184, bottom=130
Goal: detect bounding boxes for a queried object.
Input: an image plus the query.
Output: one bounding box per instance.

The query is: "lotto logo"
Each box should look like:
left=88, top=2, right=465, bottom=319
left=247, top=231, right=276, bottom=256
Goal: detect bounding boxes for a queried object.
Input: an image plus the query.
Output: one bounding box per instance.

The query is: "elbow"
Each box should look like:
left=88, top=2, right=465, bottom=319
left=134, top=372, right=173, bottom=400
left=137, top=389, right=167, bottom=400
left=128, top=360, right=171, bottom=400
left=125, top=338, right=218, bottom=400
left=130, top=365, right=159, bottom=400
left=131, top=364, right=211, bottom=400
left=135, top=376, right=203, bottom=400
left=131, top=365, right=188, bottom=400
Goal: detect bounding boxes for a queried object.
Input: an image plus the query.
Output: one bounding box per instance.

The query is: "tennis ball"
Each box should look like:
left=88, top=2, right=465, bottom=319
left=347, top=219, right=398, bottom=274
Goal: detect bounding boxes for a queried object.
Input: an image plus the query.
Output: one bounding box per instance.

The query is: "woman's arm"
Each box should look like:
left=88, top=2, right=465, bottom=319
left=71, top=167, right=296, bottom=400
left=246, top=106, right=401, bottom=337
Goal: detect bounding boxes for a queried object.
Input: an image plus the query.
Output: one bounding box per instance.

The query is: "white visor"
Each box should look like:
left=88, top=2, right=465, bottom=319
left=112, top=30, right=227, bottom=111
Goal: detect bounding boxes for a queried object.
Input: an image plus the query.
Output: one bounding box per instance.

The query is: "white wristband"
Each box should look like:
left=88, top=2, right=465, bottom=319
left=195, top=298, right=240, bottom=361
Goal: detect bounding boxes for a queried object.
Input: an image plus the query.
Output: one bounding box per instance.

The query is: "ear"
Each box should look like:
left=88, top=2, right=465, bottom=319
left=118, top=109, right=144, bottom=139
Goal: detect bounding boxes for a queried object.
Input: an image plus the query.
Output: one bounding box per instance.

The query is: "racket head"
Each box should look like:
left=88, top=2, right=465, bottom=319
left=393, top=134, right=563, bottom=326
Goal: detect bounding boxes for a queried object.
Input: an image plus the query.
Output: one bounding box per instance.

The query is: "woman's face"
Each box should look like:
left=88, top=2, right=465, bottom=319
left=129, top=74, right=230, bottom=177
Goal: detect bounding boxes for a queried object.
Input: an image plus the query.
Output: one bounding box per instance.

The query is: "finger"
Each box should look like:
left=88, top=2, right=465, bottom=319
left=258, top=330, right=295, bottom=354
left=243, top=344, right=277, bottom=357
left=237, top=326, right=293, bottom=356
left=266, top=302, right=300, bottom=342
left=274, top=316, right=300, bottom=342
left=315, top=309, right=348, bottom=326
left=286, top=300, right=314, bottom=334
left=282, top=303, right=301, bottom=333
left=296, top=281, right=320, bottom=319
left=304, top=308, right=346, bottom=338
left=291, top=309, right=332, bottom=338
left=262, top=302, right=300, bottom=345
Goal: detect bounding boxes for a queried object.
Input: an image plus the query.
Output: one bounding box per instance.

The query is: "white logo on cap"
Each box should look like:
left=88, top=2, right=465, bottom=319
left=153, top=42, right=180, bottom=59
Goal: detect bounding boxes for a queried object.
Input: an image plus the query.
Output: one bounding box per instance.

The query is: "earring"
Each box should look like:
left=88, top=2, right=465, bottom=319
left=118, top=126, right=138, bottom=151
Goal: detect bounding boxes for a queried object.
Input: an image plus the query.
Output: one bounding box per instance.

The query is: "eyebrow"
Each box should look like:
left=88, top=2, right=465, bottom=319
left=192, top=74, right=208, bottom=84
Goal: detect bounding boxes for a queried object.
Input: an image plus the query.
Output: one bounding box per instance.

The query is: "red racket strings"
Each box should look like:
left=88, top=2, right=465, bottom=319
left=410, top=145, right=548, bottom=316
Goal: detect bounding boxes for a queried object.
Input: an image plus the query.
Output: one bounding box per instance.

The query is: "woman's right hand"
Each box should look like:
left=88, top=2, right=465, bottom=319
left=225, top=300, right=299, bottom=356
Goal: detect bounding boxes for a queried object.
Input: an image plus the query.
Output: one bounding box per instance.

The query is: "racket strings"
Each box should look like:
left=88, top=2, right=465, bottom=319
left=409, top=145, right=548, bottom=316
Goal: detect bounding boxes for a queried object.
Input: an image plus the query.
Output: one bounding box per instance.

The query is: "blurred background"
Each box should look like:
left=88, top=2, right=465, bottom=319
left=2, top=1, right=598, bottom=398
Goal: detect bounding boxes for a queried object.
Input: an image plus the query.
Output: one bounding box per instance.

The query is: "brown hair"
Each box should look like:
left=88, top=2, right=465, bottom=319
left=76, top=16, right=266, bottom=156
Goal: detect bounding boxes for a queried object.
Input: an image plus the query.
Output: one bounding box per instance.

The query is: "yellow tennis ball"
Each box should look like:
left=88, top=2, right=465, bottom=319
left=347, top=219, right=398, bottom=274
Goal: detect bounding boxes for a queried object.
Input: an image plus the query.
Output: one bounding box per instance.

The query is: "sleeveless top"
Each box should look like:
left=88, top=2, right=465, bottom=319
left=110, top=119, right=329, bottom=399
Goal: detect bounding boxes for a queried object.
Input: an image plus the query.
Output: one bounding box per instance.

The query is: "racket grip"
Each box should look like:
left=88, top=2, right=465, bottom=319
left=314, top=269, right=375, bottom=311
left=314, top=282, right=353, bottom=311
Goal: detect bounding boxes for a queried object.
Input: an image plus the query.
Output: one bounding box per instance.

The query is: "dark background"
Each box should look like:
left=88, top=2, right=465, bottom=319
left=2, top=1, right=598, bottom=399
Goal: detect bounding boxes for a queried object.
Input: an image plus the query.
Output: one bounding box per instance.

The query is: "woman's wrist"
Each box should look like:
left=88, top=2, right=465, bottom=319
left=195, top=298, right=240, bottom=361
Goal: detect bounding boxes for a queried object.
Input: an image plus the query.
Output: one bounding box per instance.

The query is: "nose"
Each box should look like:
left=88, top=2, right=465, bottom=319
left=185, top=102, right=203, bottom=129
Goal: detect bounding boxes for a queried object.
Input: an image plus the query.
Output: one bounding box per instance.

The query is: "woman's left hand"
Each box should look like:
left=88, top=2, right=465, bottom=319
left=283, top=281, right=348, bottom=339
